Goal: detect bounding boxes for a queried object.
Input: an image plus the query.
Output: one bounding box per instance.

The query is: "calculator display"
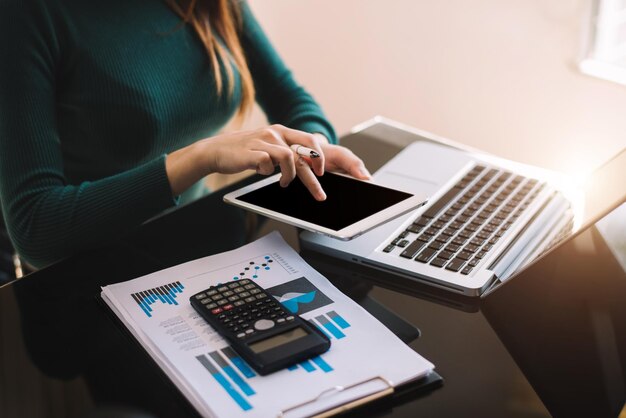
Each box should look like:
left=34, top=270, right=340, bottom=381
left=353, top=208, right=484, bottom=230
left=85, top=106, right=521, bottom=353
left=248, top=327, right=308, bottom=354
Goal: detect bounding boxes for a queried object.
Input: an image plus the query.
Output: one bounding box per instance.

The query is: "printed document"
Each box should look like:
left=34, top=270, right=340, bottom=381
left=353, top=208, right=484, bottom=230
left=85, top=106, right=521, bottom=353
left=101, top=232, right=434, bottom=417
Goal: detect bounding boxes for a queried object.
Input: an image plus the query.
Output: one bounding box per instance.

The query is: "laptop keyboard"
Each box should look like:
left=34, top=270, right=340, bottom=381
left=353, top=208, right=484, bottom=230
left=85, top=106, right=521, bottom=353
left=382, top=165, right=545, bottom=275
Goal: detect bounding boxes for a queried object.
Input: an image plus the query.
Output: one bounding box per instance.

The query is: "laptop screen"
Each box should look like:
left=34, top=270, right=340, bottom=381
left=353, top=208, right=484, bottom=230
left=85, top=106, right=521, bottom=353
left=572, top=148, right=626, bottom=234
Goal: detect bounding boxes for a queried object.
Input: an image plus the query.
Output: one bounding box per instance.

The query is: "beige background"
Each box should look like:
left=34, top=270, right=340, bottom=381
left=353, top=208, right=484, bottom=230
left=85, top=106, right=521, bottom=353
left=243, top=0, right=625, bottom=179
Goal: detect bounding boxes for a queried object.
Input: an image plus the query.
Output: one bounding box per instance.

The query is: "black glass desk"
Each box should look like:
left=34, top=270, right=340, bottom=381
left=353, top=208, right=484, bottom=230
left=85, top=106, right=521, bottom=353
left=1, top=124, right=624, bottom=418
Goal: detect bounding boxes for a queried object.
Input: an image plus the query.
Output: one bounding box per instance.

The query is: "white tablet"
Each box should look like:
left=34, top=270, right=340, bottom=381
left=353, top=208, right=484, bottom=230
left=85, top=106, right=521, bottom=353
left=224, top=172, right=429, bottom=240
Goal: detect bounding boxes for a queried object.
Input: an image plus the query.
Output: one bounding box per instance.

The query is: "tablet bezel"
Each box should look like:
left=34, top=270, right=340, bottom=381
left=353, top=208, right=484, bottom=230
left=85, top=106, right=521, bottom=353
left=223, top=172, right=429, bottom=240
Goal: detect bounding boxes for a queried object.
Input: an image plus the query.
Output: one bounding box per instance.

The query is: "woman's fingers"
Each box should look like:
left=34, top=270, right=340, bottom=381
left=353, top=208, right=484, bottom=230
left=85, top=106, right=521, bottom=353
left=321, top=144, right=371, bottom=180
left=295, top=156, right=326, bottom=201
left=270, top=125, right=325, bottom=177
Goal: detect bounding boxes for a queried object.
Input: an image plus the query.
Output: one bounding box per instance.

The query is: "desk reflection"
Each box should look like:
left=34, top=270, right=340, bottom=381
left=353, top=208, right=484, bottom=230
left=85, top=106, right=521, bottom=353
left=482, top=223, right=626, bottom=418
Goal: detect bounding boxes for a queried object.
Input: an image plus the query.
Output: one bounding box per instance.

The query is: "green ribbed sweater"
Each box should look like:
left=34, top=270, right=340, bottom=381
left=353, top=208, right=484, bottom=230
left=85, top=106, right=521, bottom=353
left=0, top=0, right=336, bottom=268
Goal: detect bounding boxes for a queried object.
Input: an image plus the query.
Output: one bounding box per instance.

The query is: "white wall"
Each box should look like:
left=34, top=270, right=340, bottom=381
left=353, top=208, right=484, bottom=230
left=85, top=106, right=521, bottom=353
left=247, top=0, right=626, bottom=177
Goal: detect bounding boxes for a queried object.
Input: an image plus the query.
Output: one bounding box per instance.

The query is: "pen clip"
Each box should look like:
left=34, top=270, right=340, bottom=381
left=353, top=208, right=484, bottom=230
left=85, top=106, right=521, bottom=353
left=278, top=375, right=394, bottom=418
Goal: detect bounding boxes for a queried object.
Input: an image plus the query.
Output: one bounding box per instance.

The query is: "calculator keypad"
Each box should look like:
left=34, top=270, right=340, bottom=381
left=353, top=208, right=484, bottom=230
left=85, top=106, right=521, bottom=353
left=193, top=279, right=294, bottom=339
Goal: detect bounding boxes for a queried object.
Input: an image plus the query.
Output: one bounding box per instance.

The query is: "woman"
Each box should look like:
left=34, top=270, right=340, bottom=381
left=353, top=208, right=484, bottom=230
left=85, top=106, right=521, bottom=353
left=0, top=0, right=370, bottom=268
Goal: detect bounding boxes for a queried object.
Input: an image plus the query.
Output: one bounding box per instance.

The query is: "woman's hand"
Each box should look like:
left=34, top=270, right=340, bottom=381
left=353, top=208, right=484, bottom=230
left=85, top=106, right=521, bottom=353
left=165, top=125, right=370, bottom=202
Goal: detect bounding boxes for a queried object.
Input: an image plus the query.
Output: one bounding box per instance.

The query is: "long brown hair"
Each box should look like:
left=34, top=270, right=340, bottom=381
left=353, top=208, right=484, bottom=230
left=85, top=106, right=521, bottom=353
left=167, top=0, right=255, bottom=119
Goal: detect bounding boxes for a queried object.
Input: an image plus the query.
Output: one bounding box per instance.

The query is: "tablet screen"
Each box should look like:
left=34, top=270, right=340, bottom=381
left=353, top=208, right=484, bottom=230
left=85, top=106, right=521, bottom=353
left=237, top=172, right=414, bottom=231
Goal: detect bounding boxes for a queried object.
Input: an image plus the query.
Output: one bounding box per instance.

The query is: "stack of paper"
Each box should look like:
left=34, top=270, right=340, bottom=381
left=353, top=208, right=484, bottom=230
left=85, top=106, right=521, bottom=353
left=101, top=232, right=434, bottom=417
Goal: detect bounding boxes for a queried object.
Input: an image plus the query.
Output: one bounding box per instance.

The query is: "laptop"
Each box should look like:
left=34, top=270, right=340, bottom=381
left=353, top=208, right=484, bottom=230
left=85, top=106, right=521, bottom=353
left=300, top=118, right=625, bottom=296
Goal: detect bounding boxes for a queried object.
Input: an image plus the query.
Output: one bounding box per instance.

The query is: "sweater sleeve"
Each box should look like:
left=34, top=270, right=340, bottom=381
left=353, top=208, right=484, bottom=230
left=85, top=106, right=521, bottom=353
left=0, top=0, right=177, bottom=268
left=240, top=2, right=338, bottom=144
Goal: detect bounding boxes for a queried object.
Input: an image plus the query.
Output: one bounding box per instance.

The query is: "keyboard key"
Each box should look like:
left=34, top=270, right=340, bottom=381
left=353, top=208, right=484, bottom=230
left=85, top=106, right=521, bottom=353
left=406, top=224, right=421, bottom=234
left=464, top=244, right=479, bottom=253
left=445, top=244, right=461, bottom=253
left=456, top=251, right=472, bottom=261
left=415, top=248, right=437, bottom=263
left=442, top=227, right=456, bottom=236
left=428, top=241, right=444, bottom=250
left=432, top=221, right=446, bottom=229
left=452, top=237, right=467, bottom=246
left=475, top=251, right=487, bottom=259
left=422, top=187, right=462, bottom=218
left=400, top=240, right=426, bottom=259
left=383, top=245, right=395, bottom=253
left=416, top=233, right=431, bottom=242
left=424, top=227, right=439, bottom=235
left=397, top=239, right=409, bottom=248
left=430, top=257, right=447, bottom=268
left=446, top=258, right=466, bottom=272
left=435, top=234, right=451, bottom=243
left=438, top=250, right=454, bottom=260
left=468, top=258, right=480, bottom=267
left=461, top=266, right=473, bottom=275
left=413, top=216, right=430, bottom=227
left=470, top=238, right=485, bottom=246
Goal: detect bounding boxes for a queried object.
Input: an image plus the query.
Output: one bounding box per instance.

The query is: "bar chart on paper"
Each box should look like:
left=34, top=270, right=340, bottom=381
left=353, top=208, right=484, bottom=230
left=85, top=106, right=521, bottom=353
left=195, top=344, right=335, bottom=411
left=131, top=281, right=185, bottom=318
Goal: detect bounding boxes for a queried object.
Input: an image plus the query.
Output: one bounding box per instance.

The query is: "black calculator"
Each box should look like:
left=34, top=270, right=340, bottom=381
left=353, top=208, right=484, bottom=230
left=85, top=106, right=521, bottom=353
left=190, top=279, right=330, bottom=375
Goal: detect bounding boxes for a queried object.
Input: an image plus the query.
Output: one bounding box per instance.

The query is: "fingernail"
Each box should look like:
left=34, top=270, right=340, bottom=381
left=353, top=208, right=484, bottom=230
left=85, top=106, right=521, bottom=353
left=360, top=167, right=371, bottom=178
left=318, top=191, right=327, bottom=201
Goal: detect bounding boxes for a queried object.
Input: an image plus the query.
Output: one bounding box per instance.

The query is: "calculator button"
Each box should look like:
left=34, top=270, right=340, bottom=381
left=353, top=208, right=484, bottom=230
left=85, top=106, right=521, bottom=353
left=228, top=282, right=240, bottom=288
left=217, top=313, right=227, bottom=320
left=211, top=308, right=223, bottom=315
left=234, top=300, right=245, bottom=306
left=240, top=291, right=251, bottom=297
left=233, top=287, right=244, bottom=293
left=245, top=329, right=254, bottom=335
left=244, top=297, right=256, bottom=303
left=211, top=294, right=224, bottom=301
left=207, top=290, right=218, bottom=296
left=237, top=333, right=246, bottom=338
left=217, top=286, right=228, bottom=292
left=224, top=304, right=234, bottom=311
left=254, top=319, right=275, bottom=331
left=228, top=296, right=239, bottom=302
left=286, top=316, right=295, bottom=321
left=217, top=299, right=228, bottom=305
left=205, top=303, right=217, bottom=309
left=241, top=323, right=249, bottom=328
left=200, top=298, right=211, bottom=304
left=239, top=279, right=250, bottom=285
left=277, top=318, right=285, bottom=323
left=195, top=293, right=207, bottom=300
left=256, top=294, right=266, bottom=300
left=249, top=289, right=261, bottom=294
left=244, top=284, right=255, bottom=290
left=222, top=290, right=234, bottom=297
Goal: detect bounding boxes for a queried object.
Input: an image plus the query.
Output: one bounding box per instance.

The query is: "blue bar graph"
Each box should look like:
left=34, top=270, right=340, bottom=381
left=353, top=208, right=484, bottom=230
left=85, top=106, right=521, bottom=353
left=131, top=281, right=185, bottom=318
left=210, top=351, right=256, bottom=396
left=299, top=360, right=316, bottom=372
left=196, top=355, right=252, bottom=411
left=327, top=310, right=351, bottom=329
left=222, top=346, right=256, bottom=378
left=311, top=356, right=334, bottom=373
left=315, top=315, right=346, bottom=339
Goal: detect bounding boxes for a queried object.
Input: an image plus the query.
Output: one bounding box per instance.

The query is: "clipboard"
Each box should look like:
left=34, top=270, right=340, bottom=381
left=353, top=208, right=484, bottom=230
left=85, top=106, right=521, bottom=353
left=280, top=373, right=443, bottom=417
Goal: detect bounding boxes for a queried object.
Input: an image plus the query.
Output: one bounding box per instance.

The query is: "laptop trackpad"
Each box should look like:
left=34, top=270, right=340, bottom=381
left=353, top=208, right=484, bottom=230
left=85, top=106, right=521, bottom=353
left=373, top=141, right=473, bottom=194
left=375, top=172, right=440, bottom=195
